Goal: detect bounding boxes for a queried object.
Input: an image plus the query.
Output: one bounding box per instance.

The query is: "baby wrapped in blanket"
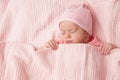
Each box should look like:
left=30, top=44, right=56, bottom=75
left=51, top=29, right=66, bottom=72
left=43, top=3, right=117, bottom=55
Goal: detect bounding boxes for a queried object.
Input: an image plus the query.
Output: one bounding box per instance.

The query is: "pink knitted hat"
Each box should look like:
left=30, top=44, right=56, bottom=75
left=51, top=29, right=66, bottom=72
left=58, top=3, right=92, bottom=35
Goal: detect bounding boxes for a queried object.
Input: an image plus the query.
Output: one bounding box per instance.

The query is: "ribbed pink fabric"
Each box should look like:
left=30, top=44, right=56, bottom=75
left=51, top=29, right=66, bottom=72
left=0, top=0, right=120, bottom=80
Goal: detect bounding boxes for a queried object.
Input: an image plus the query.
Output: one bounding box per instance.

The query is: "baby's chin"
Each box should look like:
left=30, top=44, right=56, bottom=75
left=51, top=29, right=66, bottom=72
left=64, top=40, right=73, bottom=44
left=64, top=40, right=86, bottom=44
left=65, top=41, right=73, bottom=44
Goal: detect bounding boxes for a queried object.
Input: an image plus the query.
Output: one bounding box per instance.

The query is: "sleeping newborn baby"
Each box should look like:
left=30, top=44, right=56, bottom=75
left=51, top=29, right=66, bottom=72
left=43, top=4, right=117, bottom=55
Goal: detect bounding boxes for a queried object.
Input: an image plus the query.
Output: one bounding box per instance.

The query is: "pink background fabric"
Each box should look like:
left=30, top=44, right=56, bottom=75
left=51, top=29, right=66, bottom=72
left=0, top=0, right=120, bottom=80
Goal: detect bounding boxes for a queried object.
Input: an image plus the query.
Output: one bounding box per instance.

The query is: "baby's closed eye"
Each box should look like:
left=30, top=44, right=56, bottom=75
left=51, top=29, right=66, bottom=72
left=69, top=29, right=77, bottom=33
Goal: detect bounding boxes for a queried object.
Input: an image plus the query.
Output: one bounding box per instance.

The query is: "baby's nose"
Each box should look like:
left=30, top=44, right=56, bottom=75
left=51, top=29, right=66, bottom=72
left=65, top=34, right=71, bottom=38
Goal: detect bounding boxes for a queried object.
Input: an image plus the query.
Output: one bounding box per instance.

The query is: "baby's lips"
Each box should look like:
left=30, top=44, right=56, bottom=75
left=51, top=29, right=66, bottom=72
left=57, top=39, right=64, bottom=44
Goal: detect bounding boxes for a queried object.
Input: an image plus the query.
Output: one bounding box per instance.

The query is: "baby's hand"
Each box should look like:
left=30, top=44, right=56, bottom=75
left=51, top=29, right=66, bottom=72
left=44, top=39, right=58, bottom=50
left=100, top=43, right=117, bottom=55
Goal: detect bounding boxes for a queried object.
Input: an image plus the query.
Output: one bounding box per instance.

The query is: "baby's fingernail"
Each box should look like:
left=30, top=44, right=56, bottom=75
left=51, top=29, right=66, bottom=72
left=102, top=52, right=105, bottom=55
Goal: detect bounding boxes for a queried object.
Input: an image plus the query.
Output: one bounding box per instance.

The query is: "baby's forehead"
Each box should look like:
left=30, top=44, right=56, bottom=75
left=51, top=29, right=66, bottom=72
left=59, top=21, right=80, bottom=30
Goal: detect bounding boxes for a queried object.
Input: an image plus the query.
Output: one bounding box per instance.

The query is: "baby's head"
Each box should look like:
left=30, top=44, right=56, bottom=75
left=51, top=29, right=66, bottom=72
left=58, top=4, right=92, bottom=44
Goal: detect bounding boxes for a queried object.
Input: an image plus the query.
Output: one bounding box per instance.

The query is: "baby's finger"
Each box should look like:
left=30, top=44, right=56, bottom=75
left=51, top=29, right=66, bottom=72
left=104, top=47, right=111, bottom=55
left=51, top=40, right=58, bottom=50
left=48, top=40, right=58, bottom=50
left=100, top=45, right=105, bottom=54
left=48, top=41, right=56, bottom=50
left=101, top=45, right=108, bottom=55
left=54, top=40, right=59, bottom=49
left=103, top=46, right=108, bottom=55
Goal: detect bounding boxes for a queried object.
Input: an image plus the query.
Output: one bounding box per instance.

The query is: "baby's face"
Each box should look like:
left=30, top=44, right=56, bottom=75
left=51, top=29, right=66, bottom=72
left=59, top=21, right=90, bottom=44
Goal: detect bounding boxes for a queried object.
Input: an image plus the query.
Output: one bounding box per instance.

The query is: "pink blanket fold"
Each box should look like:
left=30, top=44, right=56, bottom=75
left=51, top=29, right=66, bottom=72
left=0, top=42, right=120, bottom=80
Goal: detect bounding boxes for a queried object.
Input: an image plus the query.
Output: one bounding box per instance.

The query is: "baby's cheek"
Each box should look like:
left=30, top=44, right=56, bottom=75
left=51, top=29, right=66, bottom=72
left=72, top=35, right=82, bottom=42
left=61, top=36, right=65, bottom=40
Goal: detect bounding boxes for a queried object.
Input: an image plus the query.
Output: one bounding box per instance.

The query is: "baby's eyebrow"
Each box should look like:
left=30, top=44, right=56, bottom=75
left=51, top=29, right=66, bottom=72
left=69, top=28, right=77, bottom=30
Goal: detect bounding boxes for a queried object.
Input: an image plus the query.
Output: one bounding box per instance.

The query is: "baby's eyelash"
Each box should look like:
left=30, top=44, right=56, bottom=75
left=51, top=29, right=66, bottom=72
left=69, top=29, right=77, bottom=33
